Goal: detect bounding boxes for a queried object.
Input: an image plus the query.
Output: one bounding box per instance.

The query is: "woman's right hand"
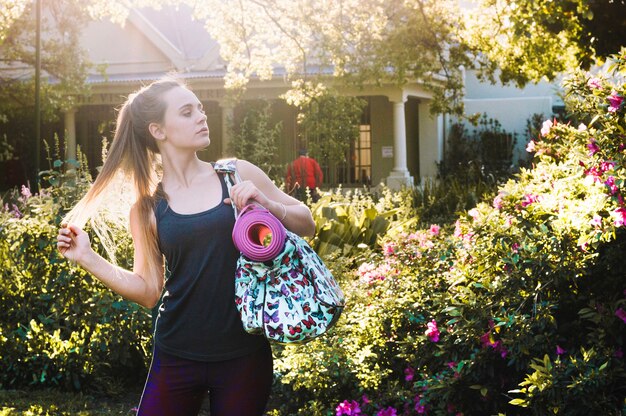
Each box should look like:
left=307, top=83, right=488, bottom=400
left=57, top=223, right=92, bottom=264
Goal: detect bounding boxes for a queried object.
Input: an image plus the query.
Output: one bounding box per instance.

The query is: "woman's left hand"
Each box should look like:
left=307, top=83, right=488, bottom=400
left=226, top=179, right=269, bottom=210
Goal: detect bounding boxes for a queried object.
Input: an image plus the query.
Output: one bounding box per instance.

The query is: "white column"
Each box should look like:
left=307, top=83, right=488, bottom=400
left=418, top=101, right=444, bottom=181
left=386, top=99, right=414, bottom=189
left=220, top=103, right=234, bottom=158
left=64, top=108, right=77, bottom=162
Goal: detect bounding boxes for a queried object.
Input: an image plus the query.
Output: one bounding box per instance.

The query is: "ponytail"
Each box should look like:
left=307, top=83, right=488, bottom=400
left=63, top=77, right=184, bottom=296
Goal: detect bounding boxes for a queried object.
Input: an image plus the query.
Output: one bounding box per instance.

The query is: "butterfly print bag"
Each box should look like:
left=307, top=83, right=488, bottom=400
left=214, top=159, right=345, bottom=344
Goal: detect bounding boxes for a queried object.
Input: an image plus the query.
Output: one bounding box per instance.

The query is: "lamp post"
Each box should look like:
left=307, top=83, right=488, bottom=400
left=34, top=0, right=41, bottom=188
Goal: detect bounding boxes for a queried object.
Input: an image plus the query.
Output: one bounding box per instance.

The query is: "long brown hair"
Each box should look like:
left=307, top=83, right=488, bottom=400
left=64, top=77, right=184, bottom=294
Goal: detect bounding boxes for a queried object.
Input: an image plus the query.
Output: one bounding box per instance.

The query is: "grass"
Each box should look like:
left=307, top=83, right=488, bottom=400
left=0, top=389, right=217, bottom=415
left=0, top=389, right=140, bottom=415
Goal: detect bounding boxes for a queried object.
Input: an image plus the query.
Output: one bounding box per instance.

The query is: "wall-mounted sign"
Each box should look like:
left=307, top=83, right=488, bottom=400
left=382, top=146, right=393, bottom=158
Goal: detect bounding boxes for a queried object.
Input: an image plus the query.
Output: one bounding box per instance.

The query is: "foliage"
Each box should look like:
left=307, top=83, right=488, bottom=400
left=267, top=49, right=626, bottom=416
left=0, top=389, right=140, bottom=415
left=228, top=100, right=284, bottom=182
left=0, top=0, right=92, bottom=120
left=4, top=0, right=623, bottom=128
left=439, top=114, right=518, bottom=181
left=465, top=0, right=626, bottom=87
left=0, top=142, right=151, bottom=392
left=306, top=187, right=417, bottom=261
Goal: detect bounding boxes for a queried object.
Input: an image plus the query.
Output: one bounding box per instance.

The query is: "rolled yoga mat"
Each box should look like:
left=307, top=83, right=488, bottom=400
left=232, top=204, right=287, bottom=262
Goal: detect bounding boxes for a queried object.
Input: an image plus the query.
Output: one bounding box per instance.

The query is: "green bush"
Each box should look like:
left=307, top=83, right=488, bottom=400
left=228, top=100, right=284, bottom=183
left=267, top=50, right=626, bottom=415
left=0, top=144, right=152, bottom=393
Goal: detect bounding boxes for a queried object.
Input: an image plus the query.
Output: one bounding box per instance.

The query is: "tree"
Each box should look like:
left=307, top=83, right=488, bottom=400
left=191, top=0, right=472, bottom=114
left=228, top=100, right=284, bottom=182
left=464, top=0, right=626, bottom=87
left=189, top=0, right=625, bottom=113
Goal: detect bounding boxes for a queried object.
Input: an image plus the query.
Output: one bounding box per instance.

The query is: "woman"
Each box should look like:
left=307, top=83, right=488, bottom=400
left=56, top=77, right=315, bottom=415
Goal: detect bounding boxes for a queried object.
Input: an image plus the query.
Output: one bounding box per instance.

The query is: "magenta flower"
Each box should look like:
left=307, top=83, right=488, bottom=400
left=520, top=194, right=539, bottom=207
left=587, top=77, right=602, bottom=89
left=608, top=91, right=624, bottom=113
left=336, top=400, right=362, bottom=416
left=404, top=367, right=415, bottom=381
left=376, top=407, right=397, bottom=416
left=429, top=224, right=440, bottom=236
left=556, top=345, right=566, bottom=355
left=584, top=165, right=602, bottom=182
left=540, top=119, right=553, bottom=137
left=414, top=398, right=427, bottom=414
left=425, top=319, right=440, bottom=342
left=362, top=395, right=371, bottom=405
left=480, top=326, right=508, bottom=358
left=587, top=139, right=600, bottom=156
left=600, top=161, right=615, bottom=172
left=615, top=308, right=626, bottom=324
left=604, top=176, right=619, bottom=195
left=526, top=140, right=536, bottom=153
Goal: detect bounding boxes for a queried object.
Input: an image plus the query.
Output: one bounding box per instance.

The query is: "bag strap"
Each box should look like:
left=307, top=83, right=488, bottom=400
left=213, top=158, right=242, bottom=218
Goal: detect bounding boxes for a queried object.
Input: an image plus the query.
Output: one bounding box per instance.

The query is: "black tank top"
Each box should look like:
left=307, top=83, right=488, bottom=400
left=153, top=172, right=267, bottom=361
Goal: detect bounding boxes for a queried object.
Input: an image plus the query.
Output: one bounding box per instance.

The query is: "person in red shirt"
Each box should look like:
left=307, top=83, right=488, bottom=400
left=286, top=149, right=323, bottom=202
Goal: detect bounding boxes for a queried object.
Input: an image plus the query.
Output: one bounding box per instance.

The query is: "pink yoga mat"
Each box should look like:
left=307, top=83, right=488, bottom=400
left=232, top=204, right=286, bottom=261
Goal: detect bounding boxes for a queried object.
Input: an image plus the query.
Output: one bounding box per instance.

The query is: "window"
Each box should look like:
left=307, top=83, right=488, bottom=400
left=337, top=101, right=372, bottom=186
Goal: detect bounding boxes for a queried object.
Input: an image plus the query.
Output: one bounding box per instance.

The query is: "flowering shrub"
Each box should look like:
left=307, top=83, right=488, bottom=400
left=267, top=49, right=626, bottom=415
left=0, top=147, right=151, bottom=391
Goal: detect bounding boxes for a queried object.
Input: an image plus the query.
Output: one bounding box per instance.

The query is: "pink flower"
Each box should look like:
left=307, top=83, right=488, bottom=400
left=578, top=123, right=587, bottom=131
left=20, top=185, right=32, bottom=199
left=493, top=194, right=504, bottom=210
left=590, top=215, right=602, bottom=227
left=404, top=366, right=415, bottom=381
left=429, top=224, right=440, bottom=236
left=540, top=119, right=553, bottom=137
left=556, top=345, right=566, bottom=355
left=10, top=204, right=22, bottom=218
left=425, top=319, right=440, bottom=342
left=336, top=400, right=362, bottom=416
left=383, top=241, right=396, bottom=256
left=587, top=77, right=602, bottom=89
left=608, top=91, right=624, bottom=113
left=454, top=220, right=463, bottom=238
left=612, top=207, right=626, bottom=227
left=615, top=308, right=626, bottom=324
left=468, top=208, right=480, bottom=221
left=526, top=140, right=536, bottom=153
left=376, top=407, right=397, bottom=416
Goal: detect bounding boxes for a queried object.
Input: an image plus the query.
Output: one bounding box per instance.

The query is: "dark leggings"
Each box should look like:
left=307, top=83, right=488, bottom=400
left=137, top=343, right=273, bottom=416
